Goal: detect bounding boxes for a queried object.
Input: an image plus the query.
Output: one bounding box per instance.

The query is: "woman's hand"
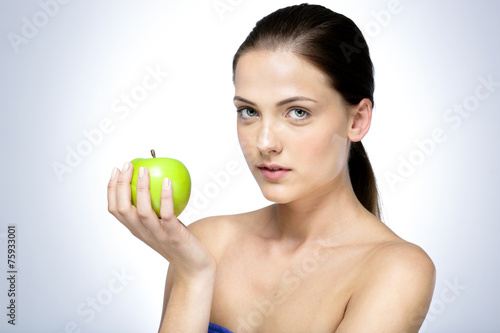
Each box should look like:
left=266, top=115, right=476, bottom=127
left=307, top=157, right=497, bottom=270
left=107, top=162, right=216, bottom=280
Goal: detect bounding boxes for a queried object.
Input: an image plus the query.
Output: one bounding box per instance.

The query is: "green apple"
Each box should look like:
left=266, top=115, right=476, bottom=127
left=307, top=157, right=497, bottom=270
left=130, top=149, right=191, bottom=218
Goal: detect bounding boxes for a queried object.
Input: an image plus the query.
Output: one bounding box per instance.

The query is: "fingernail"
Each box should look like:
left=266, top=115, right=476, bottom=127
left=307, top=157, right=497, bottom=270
left=122, top=162, right=129, bottom=172
left=163, top=177, right=171, bottom=190
left=139, top=167, right=145, bottom=179
left=110, top=167, right=118, bottom=180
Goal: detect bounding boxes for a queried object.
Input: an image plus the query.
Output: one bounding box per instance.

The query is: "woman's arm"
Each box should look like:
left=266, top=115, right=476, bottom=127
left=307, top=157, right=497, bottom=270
left=159, top=218, right=220, bottom=333
left=158, top=263, right=216, bottom=333
left=108, top=163, right=216, bottom=332
left=335, top=242, right=436, bottom=333
left=159, top=265, right=175, bottom=330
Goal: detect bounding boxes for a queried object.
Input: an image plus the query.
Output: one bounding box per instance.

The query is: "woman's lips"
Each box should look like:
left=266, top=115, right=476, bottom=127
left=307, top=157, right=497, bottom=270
left=257, top=163, right=291, bottom=180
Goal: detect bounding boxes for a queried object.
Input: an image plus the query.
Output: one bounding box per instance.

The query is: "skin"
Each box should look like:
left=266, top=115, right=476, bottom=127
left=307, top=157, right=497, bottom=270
left=107, top=50, right=436, bottom=332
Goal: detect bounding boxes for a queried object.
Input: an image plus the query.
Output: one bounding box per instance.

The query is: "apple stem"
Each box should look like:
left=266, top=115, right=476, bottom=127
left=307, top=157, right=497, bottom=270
left=151, top=149, right=156, bottom=158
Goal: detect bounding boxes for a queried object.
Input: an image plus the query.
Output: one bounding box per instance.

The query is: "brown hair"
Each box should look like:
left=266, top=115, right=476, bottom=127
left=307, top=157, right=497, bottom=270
left=233, top=3, right=381, bottom=218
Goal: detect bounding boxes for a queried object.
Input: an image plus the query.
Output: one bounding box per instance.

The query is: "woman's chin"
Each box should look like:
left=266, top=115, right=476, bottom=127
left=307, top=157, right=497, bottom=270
left=259, top=188, right=293, bottom=204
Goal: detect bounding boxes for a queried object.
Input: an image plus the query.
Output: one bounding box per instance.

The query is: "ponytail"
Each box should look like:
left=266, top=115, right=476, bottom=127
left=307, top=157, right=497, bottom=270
left=348, top=141, right=381, bottom=219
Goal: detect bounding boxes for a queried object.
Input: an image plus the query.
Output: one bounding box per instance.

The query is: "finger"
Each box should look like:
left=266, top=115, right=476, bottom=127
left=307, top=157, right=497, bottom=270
left=136, top=168, right=172, bottom=239
left=136, top=167, right=156, bottom=220
left=107, top=167, right=119, bottom=214
left=160, top=178, right=176, bottom=221
left=116, top=162, right=135, bottom=216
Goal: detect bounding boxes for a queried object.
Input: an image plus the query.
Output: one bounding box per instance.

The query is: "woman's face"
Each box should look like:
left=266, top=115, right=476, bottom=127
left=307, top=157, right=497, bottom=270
left=234, top=50, right=355, bottom=204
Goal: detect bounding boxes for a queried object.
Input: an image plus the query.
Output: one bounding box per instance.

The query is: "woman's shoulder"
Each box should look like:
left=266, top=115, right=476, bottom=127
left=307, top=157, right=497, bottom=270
left=343, top=212, right=436, bottom=301
left=338, top=220, right=436, bottom=330
left=187, top=207, right=263, bottom=233
left=366, top=239, right=435, bottom=280
left=188, top=204, right=272, bottom=229
left=358, top=215, right=435, bottom=283
left=186, top=206, right=269, bottom=257
left=354, top=220, right=434, bottom=297
left=368, top=216, right=435, bottom=275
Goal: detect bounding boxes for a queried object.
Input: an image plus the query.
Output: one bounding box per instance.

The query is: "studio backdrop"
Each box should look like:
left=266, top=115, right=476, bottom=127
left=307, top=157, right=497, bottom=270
left=1, top=0, right=499, bottom=332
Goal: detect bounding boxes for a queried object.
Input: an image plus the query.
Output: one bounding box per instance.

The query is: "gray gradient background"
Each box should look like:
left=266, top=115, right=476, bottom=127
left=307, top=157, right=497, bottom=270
left=1, top=0, right=499, bottom=332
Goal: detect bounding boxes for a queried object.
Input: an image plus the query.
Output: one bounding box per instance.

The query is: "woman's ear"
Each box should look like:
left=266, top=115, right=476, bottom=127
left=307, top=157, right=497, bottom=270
left=347, top=98, right=372, bottom=142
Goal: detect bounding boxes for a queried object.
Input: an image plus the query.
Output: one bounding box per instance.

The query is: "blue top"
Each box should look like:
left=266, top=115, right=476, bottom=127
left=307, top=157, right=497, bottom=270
left=208, top=322, right=234, bottom=333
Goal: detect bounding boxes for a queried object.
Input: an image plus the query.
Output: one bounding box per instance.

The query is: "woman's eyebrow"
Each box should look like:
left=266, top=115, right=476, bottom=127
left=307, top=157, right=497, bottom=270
left=233, top=96, right=318, bottom=107
left=233, top=96, right=257, bottom=106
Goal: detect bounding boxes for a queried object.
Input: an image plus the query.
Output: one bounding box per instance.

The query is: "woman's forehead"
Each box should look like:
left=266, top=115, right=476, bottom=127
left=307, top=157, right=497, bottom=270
left=234, top=50, right=337, bottom=104
left=235, top=51, right=329, bottom=87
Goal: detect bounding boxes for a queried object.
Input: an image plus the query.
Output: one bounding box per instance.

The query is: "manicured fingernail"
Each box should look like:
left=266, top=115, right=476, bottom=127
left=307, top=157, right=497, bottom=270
left=110, top=167, right=118, bottom=180
left=122, top=162, right=129, bottom=172
left=163, top=177, right=171, bottom=190
left=139, top=167, right=145, bottom=179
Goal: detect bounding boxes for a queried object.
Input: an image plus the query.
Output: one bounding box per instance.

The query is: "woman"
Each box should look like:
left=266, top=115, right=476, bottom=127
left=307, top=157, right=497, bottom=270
left=107, top=4, right=435, bottom=332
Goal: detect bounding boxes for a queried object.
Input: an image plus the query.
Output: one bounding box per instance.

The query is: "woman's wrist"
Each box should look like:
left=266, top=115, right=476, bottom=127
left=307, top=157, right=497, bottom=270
left=173, top=261, right=217, bottom=290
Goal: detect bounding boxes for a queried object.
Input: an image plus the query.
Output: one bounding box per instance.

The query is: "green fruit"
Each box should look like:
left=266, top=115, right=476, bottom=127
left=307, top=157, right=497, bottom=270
left=130, top=150, right=191, bottom=217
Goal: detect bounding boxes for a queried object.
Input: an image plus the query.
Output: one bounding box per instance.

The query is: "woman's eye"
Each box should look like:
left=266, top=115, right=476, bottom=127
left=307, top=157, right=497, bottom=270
left=288, top=108, right=309, bottom=119
left=237, top=107, right=257, bottom=118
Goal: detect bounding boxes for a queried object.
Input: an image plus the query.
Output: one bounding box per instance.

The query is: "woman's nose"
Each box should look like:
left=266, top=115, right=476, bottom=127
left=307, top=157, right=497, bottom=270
left=256, top=120, right=283, bottom=155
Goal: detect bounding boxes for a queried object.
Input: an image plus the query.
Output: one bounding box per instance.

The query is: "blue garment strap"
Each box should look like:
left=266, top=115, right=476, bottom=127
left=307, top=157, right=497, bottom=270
left=208, top=322, right=234, bottom=333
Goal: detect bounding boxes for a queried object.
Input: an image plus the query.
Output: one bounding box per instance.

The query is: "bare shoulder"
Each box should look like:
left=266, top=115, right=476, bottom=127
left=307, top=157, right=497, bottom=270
left=186, top=215, right=235, bottom=259
left=336, top=236, right=436, bottom=332
left=187, top=205, right=269, bottom=235
left=187, top=214, right=235, bottom=239
left=367, top=240, right=436, bottom=280
left=359, top=217, right=437, bottom=297
left=356, top=213, right=436, bottom=282
left=185, top=207, right=267, bottom=258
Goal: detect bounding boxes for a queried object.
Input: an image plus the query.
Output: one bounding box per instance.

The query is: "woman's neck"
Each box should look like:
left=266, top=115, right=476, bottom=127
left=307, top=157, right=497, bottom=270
left=268, top=174, right=367, bottom=248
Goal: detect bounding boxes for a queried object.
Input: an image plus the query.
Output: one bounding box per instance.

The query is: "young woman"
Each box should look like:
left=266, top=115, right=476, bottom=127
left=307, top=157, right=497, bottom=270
left=107, top=4, right=435, bottom=332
